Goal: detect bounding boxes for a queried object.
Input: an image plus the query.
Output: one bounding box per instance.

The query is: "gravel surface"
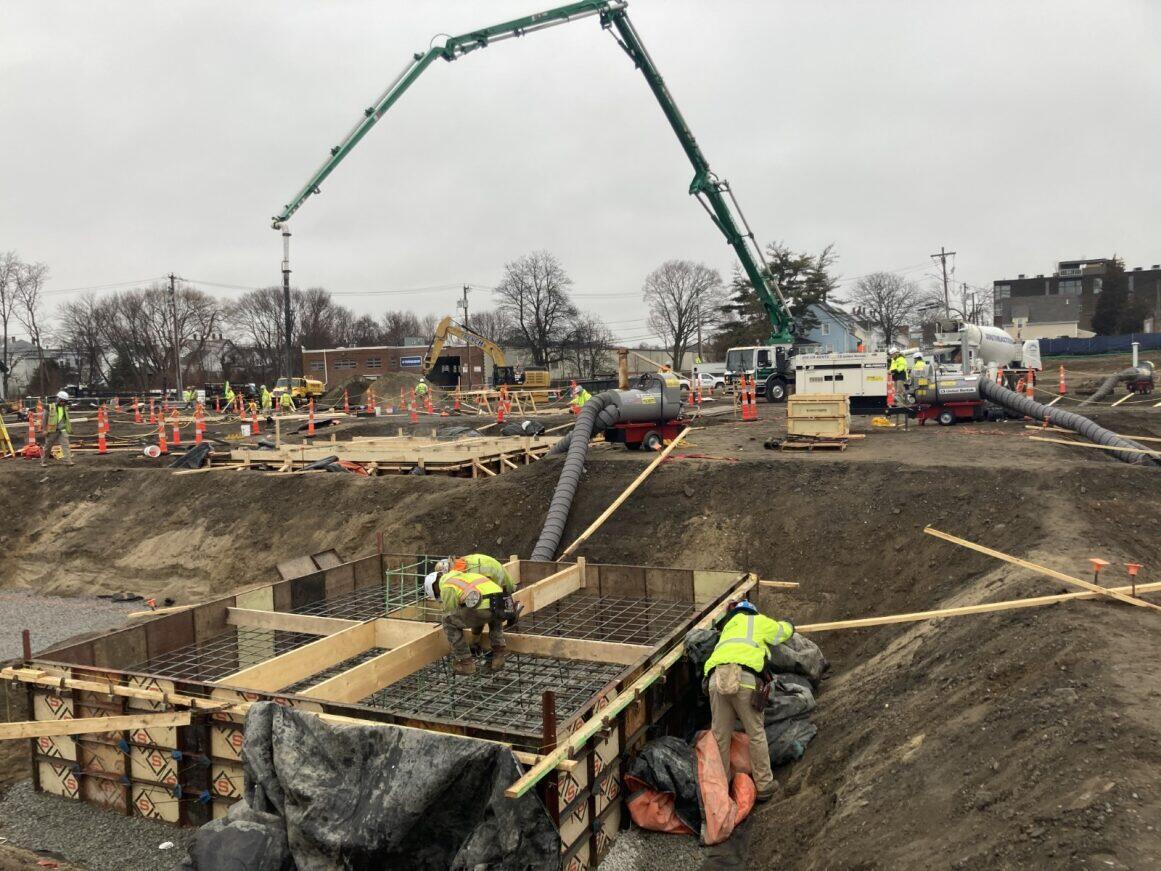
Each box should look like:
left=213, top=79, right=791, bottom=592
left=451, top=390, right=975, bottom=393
left=601, top=826, right=709, bottom=870
left=0, top=591, right=137, bottom=660
left=0, top=781, right=195, bottom=871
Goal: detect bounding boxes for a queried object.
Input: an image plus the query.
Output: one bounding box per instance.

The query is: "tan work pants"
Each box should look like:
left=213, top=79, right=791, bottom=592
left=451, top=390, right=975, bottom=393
left=709, top=669, right=774, bottom=793
left=442, top=606, right=505, bottom=659
left=42, top=430, right=72, bottom=465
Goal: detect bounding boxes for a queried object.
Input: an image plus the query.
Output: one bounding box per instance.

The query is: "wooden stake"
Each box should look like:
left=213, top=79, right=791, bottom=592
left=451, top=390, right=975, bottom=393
left=924, top=527, right=1161, bottom=614
left=559, top=427, right=690, bottom=558
left=1111, top=392, right=1133, bottom=407
left=797, top=580, right=1161, bottom=633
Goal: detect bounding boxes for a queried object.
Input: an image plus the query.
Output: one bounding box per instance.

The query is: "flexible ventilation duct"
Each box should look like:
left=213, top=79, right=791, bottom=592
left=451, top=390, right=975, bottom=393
left=1080, top=364, right=1154, bottom=406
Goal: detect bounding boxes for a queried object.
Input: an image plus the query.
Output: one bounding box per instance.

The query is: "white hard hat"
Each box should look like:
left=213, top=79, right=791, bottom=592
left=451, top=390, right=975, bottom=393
left=56, top=390, right=69, bottom=400
left=424, top=572, right=439, bottom=601
left=889, top=347, right=899, bottom=355
left=434, top=558, right=451, bottom=574
left=913, top=351, right=923, bottom=359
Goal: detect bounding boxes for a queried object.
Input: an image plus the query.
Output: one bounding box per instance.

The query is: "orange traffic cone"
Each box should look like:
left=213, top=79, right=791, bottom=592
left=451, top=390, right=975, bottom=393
left=134, top=398, right=142, bottom=424
left=157, top=419, right=168, bottom=455
left=308, top=399, right=315, bottom=436
left=1058, top=365, right=1067, bottom=396
left=250, top=404, right=260, bottom=435
left=195, top=404, right=205, bottom=444
left=171, top=412, right=181, bottom=446
left=886, top=376, right=896, bottom=408
left=97, top=406, right=108, bottom=455
left=409, top=400, right=419, bottom=425
left=149, top=399, right=156, bottom=424
left=454, top=387, right=461, bottom=412
left=497, top=399, right=506, bottom=424
left=343, top=389, right=350, bottom=415
left=25, top=406, right=37, bottom=454
left=214, top=396, right=221, bottom=413
left=1025, top=369, right=1035, bottom=400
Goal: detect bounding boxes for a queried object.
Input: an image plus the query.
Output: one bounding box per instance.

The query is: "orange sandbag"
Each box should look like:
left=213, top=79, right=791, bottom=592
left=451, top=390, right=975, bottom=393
left=693, top=730, right=755, bottom=845
left=624, top=775, right=694, bottom=835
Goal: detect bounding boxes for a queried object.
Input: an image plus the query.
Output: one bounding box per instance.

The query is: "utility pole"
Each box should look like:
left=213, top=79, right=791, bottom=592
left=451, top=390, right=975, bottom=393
left=281, top=229, right=293, bottom=383
left=457, top=284, right=471, bottom=390
left=930, top=246, right=956, bottom=317
left=169, top=273, right=183, bottom=401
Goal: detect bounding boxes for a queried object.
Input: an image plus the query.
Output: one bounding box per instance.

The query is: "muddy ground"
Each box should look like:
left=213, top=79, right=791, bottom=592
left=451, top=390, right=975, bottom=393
left=1, top=385, right=1160, bottom=868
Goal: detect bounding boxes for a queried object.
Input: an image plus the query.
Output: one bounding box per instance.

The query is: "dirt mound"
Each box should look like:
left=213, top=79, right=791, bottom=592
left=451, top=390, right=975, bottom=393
left=1, top=409, right=1160, bottom=866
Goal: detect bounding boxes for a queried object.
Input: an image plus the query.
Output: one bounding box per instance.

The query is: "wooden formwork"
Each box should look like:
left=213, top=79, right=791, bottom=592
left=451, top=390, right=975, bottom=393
left=229, top=433, right=556, bottom=476
left=5, top=549, right=747, bottom=869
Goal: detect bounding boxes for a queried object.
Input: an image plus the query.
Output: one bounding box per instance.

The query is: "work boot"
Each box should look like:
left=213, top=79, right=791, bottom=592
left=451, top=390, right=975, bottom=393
left=488, top=645, right=508, bottom=672
left=756, top=782, right=782, bottom=804
left=452, top=656, right=476, bottom=676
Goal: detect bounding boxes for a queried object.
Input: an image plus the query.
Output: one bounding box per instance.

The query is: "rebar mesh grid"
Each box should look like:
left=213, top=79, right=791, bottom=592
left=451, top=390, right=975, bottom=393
left=127, top=628, right=317, bottom=683
left=294, top=560, right=434, bottom=620
left=516, top=593, right=694, bottom=644
left=283, top=647, right=389, bottom=694
left=362, top=653, right=623, bottom=732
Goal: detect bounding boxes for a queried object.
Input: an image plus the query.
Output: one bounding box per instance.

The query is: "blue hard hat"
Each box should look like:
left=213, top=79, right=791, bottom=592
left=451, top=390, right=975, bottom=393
left=732, top=600, right=758, bottom=615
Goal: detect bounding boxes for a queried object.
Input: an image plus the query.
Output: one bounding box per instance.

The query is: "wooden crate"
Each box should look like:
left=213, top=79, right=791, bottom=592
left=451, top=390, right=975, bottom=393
left=787, top=393, right=850, bottom=437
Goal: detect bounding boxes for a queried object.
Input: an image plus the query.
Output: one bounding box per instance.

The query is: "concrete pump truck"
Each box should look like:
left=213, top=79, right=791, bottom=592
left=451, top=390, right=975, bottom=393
left=270, top=0, right=799, bottom=399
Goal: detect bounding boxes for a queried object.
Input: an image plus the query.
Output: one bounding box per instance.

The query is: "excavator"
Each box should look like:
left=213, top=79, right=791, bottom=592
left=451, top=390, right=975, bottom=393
left=271, top=0, right=797, bottom=399
left=423, top=316, right=550, bottom=391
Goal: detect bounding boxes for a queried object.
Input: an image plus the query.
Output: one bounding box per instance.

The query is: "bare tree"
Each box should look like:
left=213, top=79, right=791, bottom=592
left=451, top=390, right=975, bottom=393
left=561, top=313, right=614, bottom=378
left=0, top=251, right=20, bottom=398
left=58, top=293, right=112, bottom=387
left=642, top=260, right=723, bottom=370
left=917, top=281, right=991, bottom=327
left=494, top=250, right=578, bottom=366
left=381, top=309, right=424, bottom=345
left=14, top=260, right=49, bottom=396
left=468, top=308, right=514, bottom=344
left=841, top=272, right=919, bottom=349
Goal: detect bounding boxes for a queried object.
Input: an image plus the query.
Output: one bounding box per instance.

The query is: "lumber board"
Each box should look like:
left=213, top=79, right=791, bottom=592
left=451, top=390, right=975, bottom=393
left=513, top=561, right=585, bottom=612
left=216, top=620, right=379, bottom=692
left=1025, top=424, right=1161, bottom=444
left=226, top=608, right=360, bottom=635
left=506, top=573, right=757, bottom=798
left=126, top=604, right=194, bottom=619
left=1027, top=435, right=1161, bottom=457
left=797, top=580, right=1161, bottom=633
left=1111, top=392, right=1133, bottom=407
left=758, top=580, right=800, bottom=589
left=0, top=711, right=191, bottom=740
left=924, top=527, right=1161, bottom=615
left=503, top=633, right=651, bottom=666
left=560, top=428, right=690, bottom=558
left=305, top=628, right=448, bottom=703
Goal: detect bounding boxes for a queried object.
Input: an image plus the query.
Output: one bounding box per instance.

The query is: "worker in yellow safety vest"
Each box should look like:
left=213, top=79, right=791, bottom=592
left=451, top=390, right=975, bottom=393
left=415, top=377, right=429, bottom=398
left=278, top=391, right=295, bottom=414
left=260, top=385, right=273, bottom=413
left=569, top=384, right=591, bottom=414
left=438, top=553, right=516, bottom=595
left=426, top=568, right=508, bottom=675
left=703, top=600, right=795, bottom=802
left=41, top=390, right=75, bottom=467
left=887, top=347, right=909, bottom=384
left=909, top=352, right=929, bottom=392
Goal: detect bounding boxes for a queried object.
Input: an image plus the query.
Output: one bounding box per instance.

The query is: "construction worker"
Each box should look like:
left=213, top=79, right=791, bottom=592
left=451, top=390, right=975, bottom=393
left=278, top=391, right=295, bottom=414
left=888, top=347, right=909, bottom=384
left=223, top=381, right=236, bottom=411
left=41, top=390, right=74, bottom=467
left=703, top=599, right=795, bottom=803
left=415, top=376, right=429, bottom=398
left=260, top=385, right=273, bottom=413
left=569, top=383, right=591, bottom=414
left=436, top=553, right=516, bottom=595
left=425, top=566, right=508, bottom=675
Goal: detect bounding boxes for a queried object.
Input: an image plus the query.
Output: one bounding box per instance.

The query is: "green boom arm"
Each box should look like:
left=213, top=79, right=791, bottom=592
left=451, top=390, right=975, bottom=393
left=272, top=0, right=795, bottom=344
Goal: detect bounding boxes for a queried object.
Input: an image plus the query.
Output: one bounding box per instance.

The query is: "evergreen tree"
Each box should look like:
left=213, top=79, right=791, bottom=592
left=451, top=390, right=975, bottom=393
left=1091, top=258, right=1127, bottom=335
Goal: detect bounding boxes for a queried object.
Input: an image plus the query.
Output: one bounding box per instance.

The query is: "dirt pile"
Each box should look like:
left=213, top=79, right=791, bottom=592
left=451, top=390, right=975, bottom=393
left=1, top=406, right=1160, bottom=867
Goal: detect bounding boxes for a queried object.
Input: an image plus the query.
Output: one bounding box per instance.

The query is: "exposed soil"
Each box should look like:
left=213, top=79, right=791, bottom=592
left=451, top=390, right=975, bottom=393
left=1, top=392, right=1159, bottom=868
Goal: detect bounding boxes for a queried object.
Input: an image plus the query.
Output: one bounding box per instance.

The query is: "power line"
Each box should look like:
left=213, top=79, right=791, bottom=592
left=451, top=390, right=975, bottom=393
left=42, top=276, right=168, bottom=296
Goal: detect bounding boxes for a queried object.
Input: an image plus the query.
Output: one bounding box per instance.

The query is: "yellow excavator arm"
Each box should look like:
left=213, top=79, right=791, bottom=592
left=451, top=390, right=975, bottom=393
left=423, top=316, right=508, bottom=374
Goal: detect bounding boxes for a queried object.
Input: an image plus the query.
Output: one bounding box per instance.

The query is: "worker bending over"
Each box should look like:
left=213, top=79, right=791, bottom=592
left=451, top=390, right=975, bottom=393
left=703, top=599, right=795, bottom=803
left=278, top=391, right=295, bottom=414
left=41, top=391, right=74, bottom=467
left=436, top=553, right=517, bottom=596
left=426, top=565, right=509, bottom=675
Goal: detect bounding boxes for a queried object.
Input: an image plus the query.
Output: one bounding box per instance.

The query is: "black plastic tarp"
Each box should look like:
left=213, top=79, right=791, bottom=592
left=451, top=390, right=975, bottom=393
left=185, top=703, right=558, bottom=871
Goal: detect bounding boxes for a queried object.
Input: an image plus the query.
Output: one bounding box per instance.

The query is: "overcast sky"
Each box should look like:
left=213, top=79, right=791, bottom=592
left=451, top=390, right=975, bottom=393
left=3, top=1, right=1159, bottom=344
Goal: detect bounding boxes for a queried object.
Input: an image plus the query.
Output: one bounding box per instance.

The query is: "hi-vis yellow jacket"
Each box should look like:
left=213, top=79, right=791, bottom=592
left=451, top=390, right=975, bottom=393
left=703, top=612, right=794, bottom=678
left=439, top=570, right=503, bottom=612
left=457, top=554, right=516, bottom=594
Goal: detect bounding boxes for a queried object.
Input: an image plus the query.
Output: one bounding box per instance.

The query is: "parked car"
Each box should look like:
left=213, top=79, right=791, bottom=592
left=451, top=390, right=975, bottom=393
left=676, top=371, right=724, bottom=392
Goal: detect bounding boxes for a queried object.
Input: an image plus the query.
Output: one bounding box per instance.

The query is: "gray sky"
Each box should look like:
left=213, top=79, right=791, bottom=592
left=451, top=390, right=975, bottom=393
left=3, top=0, right=1159, bottom=344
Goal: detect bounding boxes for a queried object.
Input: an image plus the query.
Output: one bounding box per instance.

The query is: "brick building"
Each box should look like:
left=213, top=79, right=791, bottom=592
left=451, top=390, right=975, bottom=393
left=994, top=257, right=1161, bottom=332
left=301, top=344, right=487, bottom=388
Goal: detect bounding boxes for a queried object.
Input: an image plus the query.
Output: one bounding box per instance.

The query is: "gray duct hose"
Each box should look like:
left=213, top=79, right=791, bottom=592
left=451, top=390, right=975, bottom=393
left=978, top=378, right=1159, bottom=467
left=532, top=392, right=622, bottom=560
left=1080, top=367, right=1141, bottom=406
